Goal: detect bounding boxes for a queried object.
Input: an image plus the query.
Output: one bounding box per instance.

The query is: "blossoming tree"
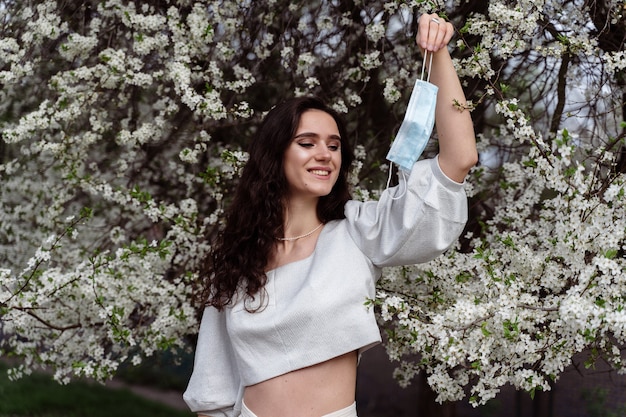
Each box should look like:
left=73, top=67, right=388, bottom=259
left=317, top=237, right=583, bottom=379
left=0, top=0, right=624, bottom=408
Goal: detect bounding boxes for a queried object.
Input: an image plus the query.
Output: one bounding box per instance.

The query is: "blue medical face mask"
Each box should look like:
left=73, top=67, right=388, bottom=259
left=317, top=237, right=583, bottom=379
left=386, top=51, right=438, bottom=172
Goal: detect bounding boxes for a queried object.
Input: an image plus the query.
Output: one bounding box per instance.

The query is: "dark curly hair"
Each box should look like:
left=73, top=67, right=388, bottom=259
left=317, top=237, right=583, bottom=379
left=203, top=96, right=354, bottom=310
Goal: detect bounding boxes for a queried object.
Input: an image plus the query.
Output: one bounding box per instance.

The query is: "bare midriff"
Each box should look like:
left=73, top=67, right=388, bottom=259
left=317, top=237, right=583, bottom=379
left=242, top=350, right=358, bottom=417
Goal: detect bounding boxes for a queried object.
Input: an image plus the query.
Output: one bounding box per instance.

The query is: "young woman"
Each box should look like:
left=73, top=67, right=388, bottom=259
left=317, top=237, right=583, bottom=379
left=184, top=13, right=477, bottom=417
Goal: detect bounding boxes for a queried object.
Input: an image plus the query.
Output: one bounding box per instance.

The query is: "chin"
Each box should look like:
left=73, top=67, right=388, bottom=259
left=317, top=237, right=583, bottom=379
left=319, top=189, right=334, bottom=198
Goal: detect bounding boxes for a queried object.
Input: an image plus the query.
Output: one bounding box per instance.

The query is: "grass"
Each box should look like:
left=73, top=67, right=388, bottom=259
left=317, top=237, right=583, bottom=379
left=115, top=348, right=194, bottom=392
left=582, top=387, right=626, bottom=417
left=0, top=364, right=194, bottom=417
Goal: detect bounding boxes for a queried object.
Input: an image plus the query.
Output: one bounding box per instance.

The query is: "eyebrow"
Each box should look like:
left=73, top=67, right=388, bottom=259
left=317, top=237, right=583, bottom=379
left=293, top=132, right=342, bottom=141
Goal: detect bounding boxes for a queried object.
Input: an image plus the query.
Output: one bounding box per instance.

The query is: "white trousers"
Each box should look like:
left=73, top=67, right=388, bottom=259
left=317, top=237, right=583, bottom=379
left=240, top=400, right=357, bottom=417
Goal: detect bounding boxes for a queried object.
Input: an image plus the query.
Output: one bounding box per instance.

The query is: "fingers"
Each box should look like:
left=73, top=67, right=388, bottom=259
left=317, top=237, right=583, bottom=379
left=416, top=13, right=454, bottom=52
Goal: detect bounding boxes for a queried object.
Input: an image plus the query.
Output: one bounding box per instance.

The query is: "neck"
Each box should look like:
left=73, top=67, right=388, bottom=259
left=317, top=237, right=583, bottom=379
left=282, top=198, right=320, bottom=238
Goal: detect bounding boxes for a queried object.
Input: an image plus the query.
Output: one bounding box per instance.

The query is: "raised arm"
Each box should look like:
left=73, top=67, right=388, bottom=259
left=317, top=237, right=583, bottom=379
left=417, top=13, right=477, bottom=183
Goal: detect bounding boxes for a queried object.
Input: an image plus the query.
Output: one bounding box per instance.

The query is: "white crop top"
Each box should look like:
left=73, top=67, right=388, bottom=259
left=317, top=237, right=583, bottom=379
left=183, top=156, right=468, bottom=417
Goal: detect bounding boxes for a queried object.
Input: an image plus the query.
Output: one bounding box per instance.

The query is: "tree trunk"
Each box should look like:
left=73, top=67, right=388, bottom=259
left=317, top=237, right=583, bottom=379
left=416, top=374, right=456, bottom=417
left=532, top=385, right=554, bottom=417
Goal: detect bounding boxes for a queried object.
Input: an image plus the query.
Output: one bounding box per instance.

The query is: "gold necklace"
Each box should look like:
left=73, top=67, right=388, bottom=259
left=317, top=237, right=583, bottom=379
left=276, top=223, right=323, bottom=241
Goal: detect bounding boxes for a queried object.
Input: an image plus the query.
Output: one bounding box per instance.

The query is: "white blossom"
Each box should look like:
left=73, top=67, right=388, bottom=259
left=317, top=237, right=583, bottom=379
left=0, top=0, right=624, bottom=406
left=366, top=22, right=386, bottom=43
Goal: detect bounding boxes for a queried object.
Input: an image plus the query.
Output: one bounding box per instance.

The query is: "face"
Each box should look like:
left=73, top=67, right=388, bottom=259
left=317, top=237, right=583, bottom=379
left=283, top=109, right=342, bottom=201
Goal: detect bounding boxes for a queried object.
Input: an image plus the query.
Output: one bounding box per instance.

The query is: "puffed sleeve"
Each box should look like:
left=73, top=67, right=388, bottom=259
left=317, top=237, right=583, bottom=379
left=183, top=306, right=242, bottom=417
left=344, top=155, right=467, bottom=267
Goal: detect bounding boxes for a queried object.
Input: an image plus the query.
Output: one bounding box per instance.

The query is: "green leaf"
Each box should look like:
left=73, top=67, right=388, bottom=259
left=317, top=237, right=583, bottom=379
left=503, top=318, right=519, bottom=340
left=481, top=322, right=492, bottom=337
left=455, top=271, right=472, bottom=283
left=80, top=207, right=93, bottom=219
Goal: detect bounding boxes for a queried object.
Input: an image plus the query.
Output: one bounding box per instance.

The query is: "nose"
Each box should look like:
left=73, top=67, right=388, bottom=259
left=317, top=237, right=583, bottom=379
left=315, top=146, right=332, bottom=161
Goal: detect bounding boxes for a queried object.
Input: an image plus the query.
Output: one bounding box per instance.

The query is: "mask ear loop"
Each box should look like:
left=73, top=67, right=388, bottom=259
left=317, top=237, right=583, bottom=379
left=420, top=49, right=434, bottom=83
left=386, top=50, right=433, bottom=199
left=385, top=165, right=407, bottom=200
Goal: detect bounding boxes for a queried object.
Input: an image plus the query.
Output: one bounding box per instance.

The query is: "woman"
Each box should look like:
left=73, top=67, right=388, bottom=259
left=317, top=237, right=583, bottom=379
left=184, top=13, right=477, bottom=417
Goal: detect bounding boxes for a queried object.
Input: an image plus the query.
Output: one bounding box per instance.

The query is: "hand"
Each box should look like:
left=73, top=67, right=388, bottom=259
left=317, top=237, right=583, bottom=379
left=416, top=13, right=454, bottom=53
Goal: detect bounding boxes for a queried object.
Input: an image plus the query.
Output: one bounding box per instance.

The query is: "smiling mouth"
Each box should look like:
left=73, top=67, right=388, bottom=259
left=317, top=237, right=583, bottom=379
left=309, top=169, right=330, bottom=176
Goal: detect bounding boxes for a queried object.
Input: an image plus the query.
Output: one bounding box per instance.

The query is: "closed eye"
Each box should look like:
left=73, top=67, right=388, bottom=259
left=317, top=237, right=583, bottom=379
left=293, top=135, right=341, bottom=151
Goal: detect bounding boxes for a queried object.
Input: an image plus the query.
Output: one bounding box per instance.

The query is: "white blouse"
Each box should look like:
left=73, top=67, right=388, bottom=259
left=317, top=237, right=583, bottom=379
left=183, top=156, right=468, bottom=417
